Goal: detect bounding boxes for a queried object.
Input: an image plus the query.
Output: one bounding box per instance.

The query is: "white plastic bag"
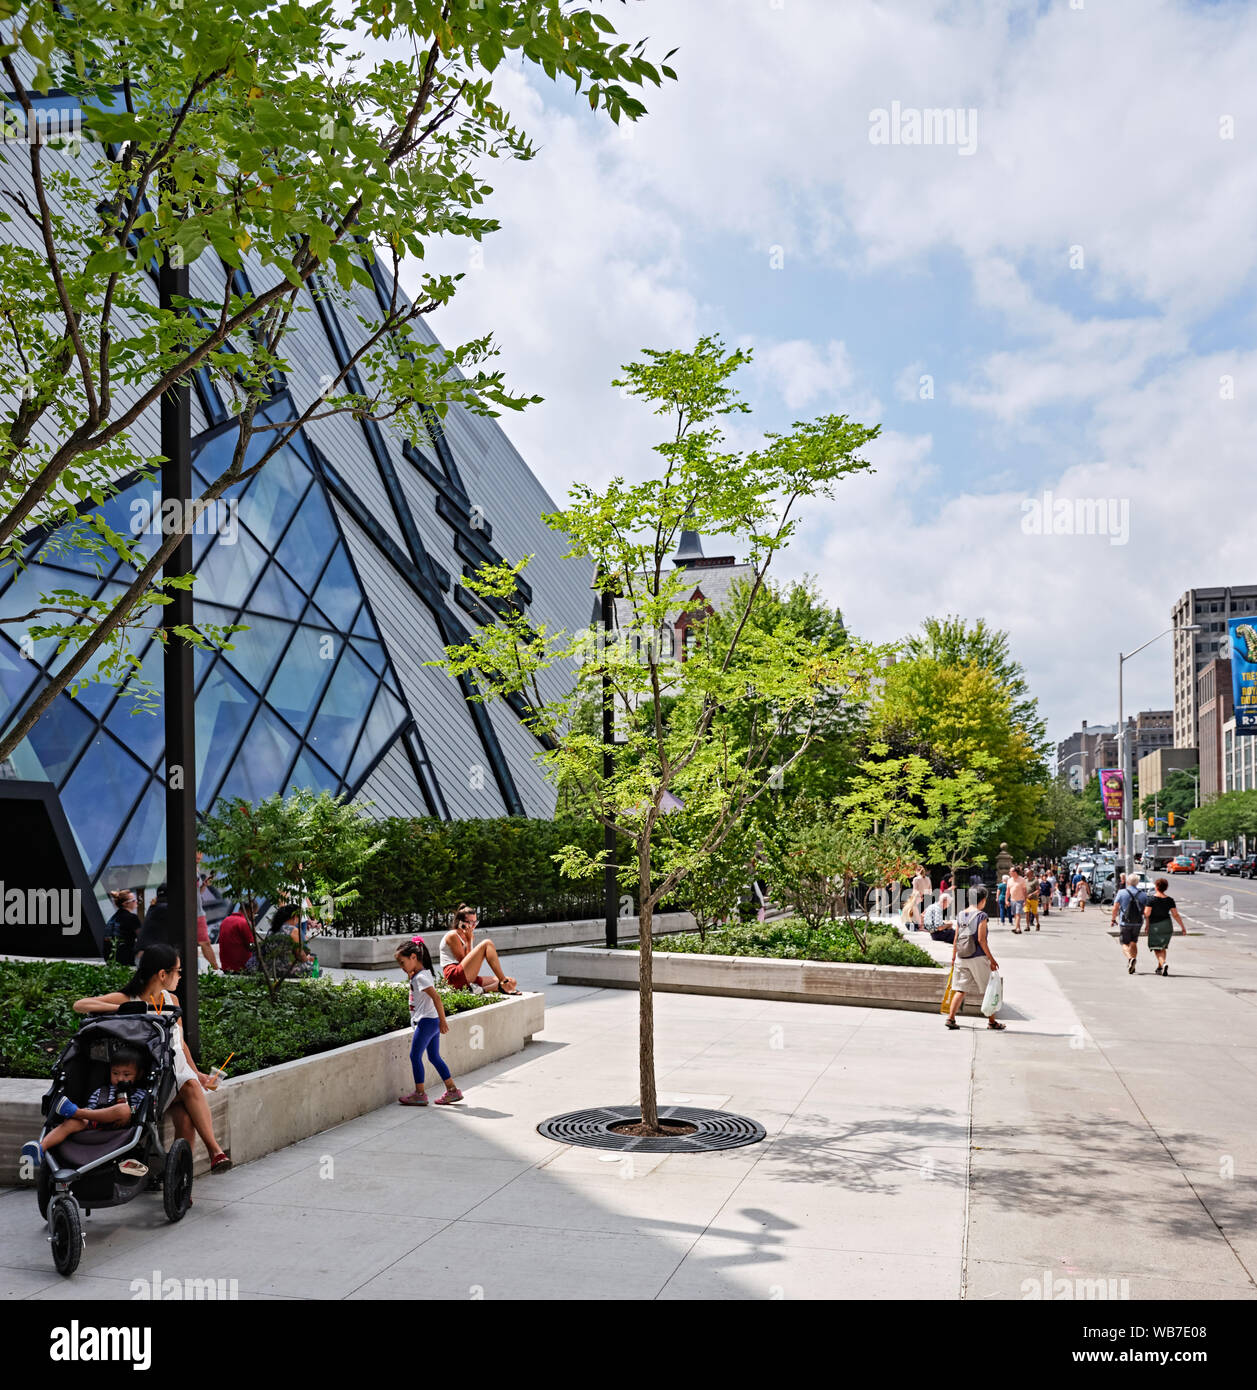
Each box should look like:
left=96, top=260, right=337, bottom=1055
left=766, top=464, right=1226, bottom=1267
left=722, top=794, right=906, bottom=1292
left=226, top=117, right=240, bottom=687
left=981, top=969, right=1003, bottom=1017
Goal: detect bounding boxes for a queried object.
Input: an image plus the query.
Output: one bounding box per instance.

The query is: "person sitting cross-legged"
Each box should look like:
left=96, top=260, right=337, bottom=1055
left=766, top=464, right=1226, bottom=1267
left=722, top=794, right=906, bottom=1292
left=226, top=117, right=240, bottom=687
left=439, top=906, right=519, bottom=995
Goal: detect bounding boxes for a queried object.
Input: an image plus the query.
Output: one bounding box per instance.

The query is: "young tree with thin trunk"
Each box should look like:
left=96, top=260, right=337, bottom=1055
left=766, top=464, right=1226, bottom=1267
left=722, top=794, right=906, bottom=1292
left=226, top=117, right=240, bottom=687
left=438, top=337, right=882, bottom=1132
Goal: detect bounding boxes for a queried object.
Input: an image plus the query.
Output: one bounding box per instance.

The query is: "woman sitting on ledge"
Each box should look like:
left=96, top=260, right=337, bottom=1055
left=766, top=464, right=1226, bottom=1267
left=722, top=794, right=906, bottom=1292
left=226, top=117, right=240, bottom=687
left=439, top=905, right=519, bottom=995
left=72, top=943, right=233, bottom=1173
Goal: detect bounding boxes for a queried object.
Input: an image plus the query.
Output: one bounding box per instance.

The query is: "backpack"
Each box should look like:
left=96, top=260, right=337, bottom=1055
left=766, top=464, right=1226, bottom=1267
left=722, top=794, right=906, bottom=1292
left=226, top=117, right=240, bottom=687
left=1119, top=888, right=1145, bottom=926
left=955, top=907, right=986, bottom=958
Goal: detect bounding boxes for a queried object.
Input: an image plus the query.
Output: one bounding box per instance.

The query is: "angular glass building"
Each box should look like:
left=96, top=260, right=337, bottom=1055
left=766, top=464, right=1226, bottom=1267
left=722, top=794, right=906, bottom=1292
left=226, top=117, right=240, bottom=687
left=0, top=103, right=588, bottom=910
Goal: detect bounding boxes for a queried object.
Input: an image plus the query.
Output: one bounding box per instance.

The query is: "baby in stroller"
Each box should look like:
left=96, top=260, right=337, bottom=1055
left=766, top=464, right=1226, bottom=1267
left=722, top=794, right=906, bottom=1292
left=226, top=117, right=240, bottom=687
left=21, top=1045, right=148, bottom=1174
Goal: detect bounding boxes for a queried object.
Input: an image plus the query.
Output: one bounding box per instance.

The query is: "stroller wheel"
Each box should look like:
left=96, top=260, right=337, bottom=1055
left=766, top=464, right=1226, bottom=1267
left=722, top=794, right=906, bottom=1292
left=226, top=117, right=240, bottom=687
left=49, top=1198, right=83, bottom=1277
left=163, top=1139, right=193, bottom=1223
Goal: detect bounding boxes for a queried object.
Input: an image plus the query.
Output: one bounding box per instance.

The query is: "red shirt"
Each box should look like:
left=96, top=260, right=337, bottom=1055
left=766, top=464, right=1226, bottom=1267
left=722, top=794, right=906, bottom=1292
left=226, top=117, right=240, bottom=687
left=217, top=914, right=255, bottom=972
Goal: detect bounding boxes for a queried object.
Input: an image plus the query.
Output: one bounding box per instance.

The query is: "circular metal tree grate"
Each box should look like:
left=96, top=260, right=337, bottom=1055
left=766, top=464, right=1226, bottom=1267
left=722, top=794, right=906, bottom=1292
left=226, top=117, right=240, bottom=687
left=538, top=1105, right=766, bottom=1153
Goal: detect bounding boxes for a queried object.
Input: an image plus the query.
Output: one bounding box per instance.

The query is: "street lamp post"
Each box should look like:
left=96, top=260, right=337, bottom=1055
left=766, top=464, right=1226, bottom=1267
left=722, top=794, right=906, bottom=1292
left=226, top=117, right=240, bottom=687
left=1117, top=624, right=1201, bottom=876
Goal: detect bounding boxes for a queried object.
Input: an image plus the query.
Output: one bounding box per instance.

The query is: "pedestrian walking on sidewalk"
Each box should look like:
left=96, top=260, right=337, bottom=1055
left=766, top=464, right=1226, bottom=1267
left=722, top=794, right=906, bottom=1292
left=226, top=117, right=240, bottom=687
left=395, top=940, right=464, bottom=1106
left=996, top=875, right=1010, bottom=924
left=1008, top=867, right=1028, bottom=932
left=945, top=887, right=1006, bottom=1031
left=1074, top=875, right=1089, bottom=912
left=1111, top=873, right=1148, bottom=975
left=1143, top=877, right=1187, bottom=976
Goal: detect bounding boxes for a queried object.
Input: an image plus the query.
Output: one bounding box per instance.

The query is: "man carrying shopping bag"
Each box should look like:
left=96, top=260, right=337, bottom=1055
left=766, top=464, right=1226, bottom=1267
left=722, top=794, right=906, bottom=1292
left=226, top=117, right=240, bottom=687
left=944, top=885, right=1007, bottom=1031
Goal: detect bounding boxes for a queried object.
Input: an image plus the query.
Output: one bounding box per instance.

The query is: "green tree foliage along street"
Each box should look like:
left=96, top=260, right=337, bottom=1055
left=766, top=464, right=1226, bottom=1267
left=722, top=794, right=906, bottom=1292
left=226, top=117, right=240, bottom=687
left=1186, top=790, right=1257, bottom=845
left=867, top=645, right=1047, bottom=859
left=438, top=336, right=885, bottom=1131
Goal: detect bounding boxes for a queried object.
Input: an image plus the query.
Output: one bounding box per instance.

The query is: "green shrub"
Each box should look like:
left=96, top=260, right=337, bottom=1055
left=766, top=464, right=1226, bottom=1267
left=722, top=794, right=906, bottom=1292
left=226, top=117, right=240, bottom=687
left=332, top=815, right=631, bottom=936
left=629, top=918, right=939, bottom=968
left=0, top=960, right=493, bottom=1080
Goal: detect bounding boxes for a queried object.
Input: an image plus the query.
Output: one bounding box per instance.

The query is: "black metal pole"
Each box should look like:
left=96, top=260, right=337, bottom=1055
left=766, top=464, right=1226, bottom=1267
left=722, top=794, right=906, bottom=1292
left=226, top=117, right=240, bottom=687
left=159, top=257, right=198, bottom=1054
left=602, top=586, right=617, bottom=949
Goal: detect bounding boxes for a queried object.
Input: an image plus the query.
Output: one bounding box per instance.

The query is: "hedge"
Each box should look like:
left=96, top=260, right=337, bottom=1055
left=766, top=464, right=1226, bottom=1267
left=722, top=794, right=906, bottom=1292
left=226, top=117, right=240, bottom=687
left=331, top=815, right=628, bottom=937
left=0, top=960, right=493, bottom=1080
left=631, top=918, right=940, bottom=967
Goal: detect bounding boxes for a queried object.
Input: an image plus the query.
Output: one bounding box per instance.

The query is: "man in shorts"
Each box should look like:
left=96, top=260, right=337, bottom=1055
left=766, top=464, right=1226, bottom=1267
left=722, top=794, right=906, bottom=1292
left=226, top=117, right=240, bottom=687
left=1111, top=873, right=1147, bottom=975
left=944, top=887, right=1006, bottom=1031
left=1008, top=868, right=1028, bottom=932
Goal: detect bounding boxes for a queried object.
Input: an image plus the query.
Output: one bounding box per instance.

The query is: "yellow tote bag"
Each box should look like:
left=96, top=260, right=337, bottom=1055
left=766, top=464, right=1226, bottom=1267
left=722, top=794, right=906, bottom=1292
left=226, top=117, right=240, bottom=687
left=940, top=964, right=956, bottom=1015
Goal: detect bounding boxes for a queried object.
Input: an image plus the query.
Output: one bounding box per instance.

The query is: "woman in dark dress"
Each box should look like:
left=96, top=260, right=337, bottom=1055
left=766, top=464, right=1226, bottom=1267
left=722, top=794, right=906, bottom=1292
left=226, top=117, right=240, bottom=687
left=1143, top=876, right=1187, bottom=976
left=105, top=890, right=141, bottom=967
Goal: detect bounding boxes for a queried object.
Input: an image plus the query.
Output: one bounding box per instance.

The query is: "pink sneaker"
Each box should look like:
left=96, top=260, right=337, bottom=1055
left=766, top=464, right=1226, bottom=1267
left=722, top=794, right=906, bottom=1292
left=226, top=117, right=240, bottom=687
left=433, top=1088, right=464, bottom=1105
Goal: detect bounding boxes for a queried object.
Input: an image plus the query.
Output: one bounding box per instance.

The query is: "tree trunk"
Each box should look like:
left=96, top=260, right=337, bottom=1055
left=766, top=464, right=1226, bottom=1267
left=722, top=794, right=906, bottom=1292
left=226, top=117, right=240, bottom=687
left=639, top=851, right=659, bottom=1132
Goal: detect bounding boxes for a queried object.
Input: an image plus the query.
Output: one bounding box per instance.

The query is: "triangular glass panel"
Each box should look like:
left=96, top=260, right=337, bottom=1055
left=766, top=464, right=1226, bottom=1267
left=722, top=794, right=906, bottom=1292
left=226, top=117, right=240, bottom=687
left=102, top=779, right=167, bottom=889
left=60, top=731, right=150, bottom=878
left=286, top=747, right=340, bottom=797
left=346, top=686, right=408, bottom=789
left=279, top=486, right=339, bottom=592
left=246, top=561, right=307, bottom=622
left=238, top=441, right=312, bottom=550
left=312, top=544, right=362, bottom=631
left=0, top=634, right=40, bottom=725
left=350, top=636, right=386, bottom=675
left=0, top=564, right=105, bottom=667
left=262, top=625, right=339, bottom=736
left=307, top=646, right=377, bottom=775
left=214, top=705, right=299, bottom=807
left=190, top=525, right=268, bottom=611
left=5, top=687, right=94, bottom=785
left=194, top=660, right=257, bottom=809
left=352, top=606, right=379, bottom=640
left=218, top=612, right=294, bottom=694
left=104, top=638, right=166, bottom=770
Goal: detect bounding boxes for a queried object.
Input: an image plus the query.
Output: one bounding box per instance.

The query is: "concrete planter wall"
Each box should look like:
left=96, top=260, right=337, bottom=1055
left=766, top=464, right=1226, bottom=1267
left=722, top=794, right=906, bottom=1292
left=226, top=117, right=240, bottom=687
left=545, top=944, right=981, bottom=1014
left=1, top=991, right=543, bottom=1184
left=314, top=911, right=696, bottom=971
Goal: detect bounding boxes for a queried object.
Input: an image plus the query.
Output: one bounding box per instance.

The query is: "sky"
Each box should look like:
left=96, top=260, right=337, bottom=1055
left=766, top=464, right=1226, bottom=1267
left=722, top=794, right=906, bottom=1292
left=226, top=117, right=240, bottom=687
left=395, top=0, right=1257, bottom=753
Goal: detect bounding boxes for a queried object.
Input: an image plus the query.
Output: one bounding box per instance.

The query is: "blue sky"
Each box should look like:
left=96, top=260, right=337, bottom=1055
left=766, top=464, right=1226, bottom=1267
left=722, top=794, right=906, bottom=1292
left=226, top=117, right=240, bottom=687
left=404, top=0, right=1257, bottom=749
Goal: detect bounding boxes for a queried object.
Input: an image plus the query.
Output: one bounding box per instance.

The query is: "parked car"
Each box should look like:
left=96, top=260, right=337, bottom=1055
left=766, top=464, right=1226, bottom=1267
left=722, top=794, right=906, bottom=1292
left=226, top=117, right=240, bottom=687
left=1222, top=857, right=1245, bottom=877
left=1239, top=854, right=1257, bottom=880
left=1205, top=855, right=1228, bottom=873
left=1167, top=856, right=1195, bottom=874
left=1093, top=870, right=1118, bottom=904
left=1193, top=851, right=1211, bottom=870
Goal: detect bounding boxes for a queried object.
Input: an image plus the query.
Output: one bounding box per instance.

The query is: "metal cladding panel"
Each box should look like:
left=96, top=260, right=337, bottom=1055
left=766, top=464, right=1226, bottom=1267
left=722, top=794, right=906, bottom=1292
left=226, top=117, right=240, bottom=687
left=483, top=693, right=556, bottom=820
left=333, top=508, right=509, bottom=820
left=355, top=734, right=425, bottom=819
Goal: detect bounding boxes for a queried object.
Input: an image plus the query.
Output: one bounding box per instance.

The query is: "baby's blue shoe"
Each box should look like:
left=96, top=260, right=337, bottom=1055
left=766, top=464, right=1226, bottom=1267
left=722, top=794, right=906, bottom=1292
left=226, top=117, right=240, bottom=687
left=53, top=1097, right=78, bottom=1119
left=20, top=1140, right=43, bottom=1171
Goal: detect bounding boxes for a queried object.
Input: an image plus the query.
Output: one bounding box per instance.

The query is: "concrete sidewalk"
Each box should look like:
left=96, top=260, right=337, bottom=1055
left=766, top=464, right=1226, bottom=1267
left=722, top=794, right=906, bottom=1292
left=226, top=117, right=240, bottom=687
left=2, top=918, right=1254, bottom=1299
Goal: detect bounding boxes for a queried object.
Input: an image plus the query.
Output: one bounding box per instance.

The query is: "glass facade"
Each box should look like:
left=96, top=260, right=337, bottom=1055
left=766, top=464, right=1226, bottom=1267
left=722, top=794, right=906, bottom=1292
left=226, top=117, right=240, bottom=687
left=0, top=409, right=410, bottom=895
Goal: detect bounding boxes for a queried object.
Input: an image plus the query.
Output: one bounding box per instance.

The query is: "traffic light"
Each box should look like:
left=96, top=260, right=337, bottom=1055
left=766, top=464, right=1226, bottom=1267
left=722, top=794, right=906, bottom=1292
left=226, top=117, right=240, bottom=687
left=1168, top=812, right=1175, bottom=827
left=1147, top=817, right=1153, bottom=828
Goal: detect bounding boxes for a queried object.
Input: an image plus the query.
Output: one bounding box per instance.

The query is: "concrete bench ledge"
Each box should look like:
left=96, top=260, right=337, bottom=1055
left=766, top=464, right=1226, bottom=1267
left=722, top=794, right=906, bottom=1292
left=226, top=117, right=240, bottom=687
left=314, top=911, right=696, bottom=970
left=0, top=991, right=544, bottom=1184
left=545, top=943, right=982, bottom=1014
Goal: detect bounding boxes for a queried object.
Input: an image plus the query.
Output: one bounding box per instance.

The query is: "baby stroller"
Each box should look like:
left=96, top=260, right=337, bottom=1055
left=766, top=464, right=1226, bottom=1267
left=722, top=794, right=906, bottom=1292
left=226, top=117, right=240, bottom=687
left=35, top=1003, right=193, bottom=1276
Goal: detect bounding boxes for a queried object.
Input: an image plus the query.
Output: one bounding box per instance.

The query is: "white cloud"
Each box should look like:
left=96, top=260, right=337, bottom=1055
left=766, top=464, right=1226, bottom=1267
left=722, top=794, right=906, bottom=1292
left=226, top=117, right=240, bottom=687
left=403, top=0, right=1257, bottom=746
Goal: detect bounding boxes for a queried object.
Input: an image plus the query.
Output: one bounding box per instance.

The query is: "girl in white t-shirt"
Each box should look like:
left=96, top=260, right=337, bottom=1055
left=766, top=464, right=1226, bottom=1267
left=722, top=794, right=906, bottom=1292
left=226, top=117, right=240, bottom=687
left=395, top=939, right=463, bottom=1106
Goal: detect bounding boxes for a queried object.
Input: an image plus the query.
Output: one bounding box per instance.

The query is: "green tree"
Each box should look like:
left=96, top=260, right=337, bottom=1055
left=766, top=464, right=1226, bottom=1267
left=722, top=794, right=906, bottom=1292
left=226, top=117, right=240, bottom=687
left=1138, top=768, right=1199, bottom=825
left=1036, top=779, right=1098, bottom=856
left=0, top=0, right=674, bottom=760
left=1186, top=790, right=1257, bottom=845
left=198, top=789, right=380, bottom=997
left=870, top=658, right=1046, bottom=857
left=903, top=615, right=1049, bottom=757
left=437, top=337, right=883, bottom=1132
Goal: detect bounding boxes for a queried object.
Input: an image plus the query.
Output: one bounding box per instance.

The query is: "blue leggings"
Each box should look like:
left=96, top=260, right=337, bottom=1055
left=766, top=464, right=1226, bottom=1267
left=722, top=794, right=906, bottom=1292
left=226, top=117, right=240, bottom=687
left=410, top=1018, right=451, bottom=1085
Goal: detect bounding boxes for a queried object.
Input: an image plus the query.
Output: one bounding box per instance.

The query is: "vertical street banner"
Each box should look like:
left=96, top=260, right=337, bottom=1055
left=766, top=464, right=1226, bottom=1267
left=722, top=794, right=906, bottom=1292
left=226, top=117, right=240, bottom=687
left=1231, top=616, right=1257, bottom=735
left=1098, top=768, right=1125, bottom=820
